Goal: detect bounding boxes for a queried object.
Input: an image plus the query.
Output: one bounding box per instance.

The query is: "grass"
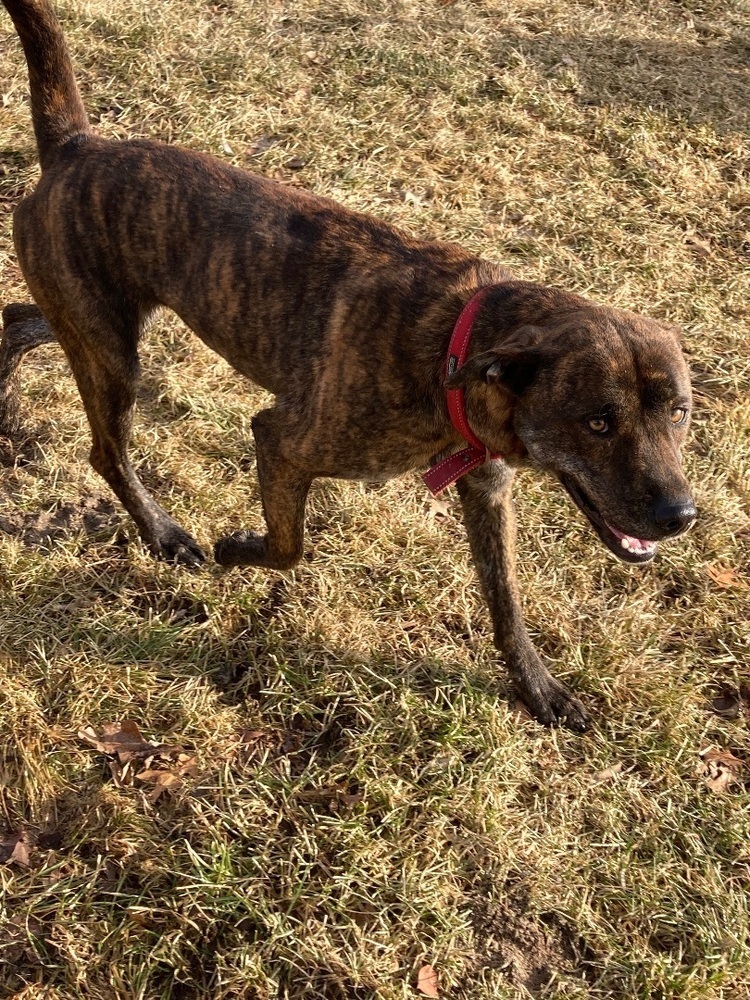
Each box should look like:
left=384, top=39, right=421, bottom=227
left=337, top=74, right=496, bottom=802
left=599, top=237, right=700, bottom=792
left=1, top=0, right=749, bottom=997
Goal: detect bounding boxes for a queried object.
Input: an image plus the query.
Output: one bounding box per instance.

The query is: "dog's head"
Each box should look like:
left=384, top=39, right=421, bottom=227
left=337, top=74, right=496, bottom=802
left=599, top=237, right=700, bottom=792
left=450, top=288, right=696, bottom=563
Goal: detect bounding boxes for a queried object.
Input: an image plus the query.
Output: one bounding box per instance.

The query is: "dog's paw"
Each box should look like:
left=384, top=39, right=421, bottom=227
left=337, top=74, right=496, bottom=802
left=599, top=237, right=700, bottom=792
left=214, top=529, right=266, bottom=567
left=518, top=676, right=591, bottom=732
left=151, top=528, right=206, bottom=568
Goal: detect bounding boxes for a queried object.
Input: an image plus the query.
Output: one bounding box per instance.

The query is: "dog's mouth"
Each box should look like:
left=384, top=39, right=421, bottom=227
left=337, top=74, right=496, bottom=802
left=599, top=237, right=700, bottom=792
left=560, top=476, right=658, bottom=564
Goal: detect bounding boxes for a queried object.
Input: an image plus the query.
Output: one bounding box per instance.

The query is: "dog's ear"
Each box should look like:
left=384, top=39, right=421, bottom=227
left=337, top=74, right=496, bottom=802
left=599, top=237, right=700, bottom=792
left=444, top=325, right=548, bottom=396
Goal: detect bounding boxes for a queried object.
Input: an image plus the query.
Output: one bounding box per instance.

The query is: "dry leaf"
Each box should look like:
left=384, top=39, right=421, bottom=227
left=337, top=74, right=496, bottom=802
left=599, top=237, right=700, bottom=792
left=706, top=564, right=748, bottom=589
left=236, top=728, right=279, bottom=766
left=78, top=720, right=176, bottom=763
left=403, top=189, right=426, bottom=207
left=239, top=729, right=266, bottom=744
left=136, top=769, right=183, bottom=803
left=108, top=759, right=125, bottom=787
left=296, top=784, right=364, bottom=812
left=246, top=133, right=284, bottom=157
left=1, top=831, right=30, bottom=867
left=0, top=915, right=43, bottom=965
left=417, top=964, right=439, bottom=997
left=176, top=753, right=200, bottom=778
left=338, top=791, right=364, bottom=808
left=594, top=762, right=624, bottom=783
left=424, top=495, right=451, bottom=520
left=698, top=748, right=744, bottom=793
left=685, top=234, right=712, bottom=257
left=285, top=156, right=308, bottom=171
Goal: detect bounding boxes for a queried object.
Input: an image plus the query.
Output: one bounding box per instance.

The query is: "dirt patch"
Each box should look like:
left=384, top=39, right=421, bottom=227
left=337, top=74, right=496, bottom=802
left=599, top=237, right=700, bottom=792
left=463, top=888, right=584, bottom=995
left=0, top=493, right=119, bottom=548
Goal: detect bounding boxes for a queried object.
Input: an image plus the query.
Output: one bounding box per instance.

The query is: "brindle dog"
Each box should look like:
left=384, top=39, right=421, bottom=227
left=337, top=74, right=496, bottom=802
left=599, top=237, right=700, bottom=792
left=1, top=0, right=696, bottom=730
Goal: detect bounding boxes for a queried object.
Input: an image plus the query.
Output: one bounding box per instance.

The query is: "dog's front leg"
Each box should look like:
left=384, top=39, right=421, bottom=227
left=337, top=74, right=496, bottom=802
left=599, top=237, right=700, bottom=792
left=214, top=407, right=312, bottom=571
left=456, top=461, right=590, bottom=731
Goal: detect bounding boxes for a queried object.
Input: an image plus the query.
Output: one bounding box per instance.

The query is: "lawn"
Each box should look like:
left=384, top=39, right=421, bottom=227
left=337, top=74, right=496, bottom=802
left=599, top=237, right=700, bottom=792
left=0, top=1, right=749, bottom=997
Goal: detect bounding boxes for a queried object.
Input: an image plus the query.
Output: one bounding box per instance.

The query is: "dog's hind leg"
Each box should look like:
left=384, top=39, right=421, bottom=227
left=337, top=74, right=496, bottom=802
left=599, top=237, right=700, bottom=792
left=0, top=303, right=56, bottom=436
left=457, top=460, right=590, bottom=731
left=214, top=407, right=312, bottom=570
left=50, top=310, right=206, bottom=567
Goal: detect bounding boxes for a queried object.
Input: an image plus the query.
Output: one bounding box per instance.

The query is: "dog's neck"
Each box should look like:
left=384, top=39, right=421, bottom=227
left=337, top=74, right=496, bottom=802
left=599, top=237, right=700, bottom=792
left=442, top=278, right=590, bottom=464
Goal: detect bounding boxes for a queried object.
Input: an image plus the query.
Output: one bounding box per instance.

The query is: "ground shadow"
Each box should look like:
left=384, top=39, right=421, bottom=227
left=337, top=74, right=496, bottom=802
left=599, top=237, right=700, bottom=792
left=487, top=26, right=749, bottom=135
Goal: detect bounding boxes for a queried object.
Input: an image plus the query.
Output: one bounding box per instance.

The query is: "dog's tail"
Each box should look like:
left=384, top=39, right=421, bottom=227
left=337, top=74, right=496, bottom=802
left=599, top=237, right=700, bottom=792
left=3, top=0, right=90, bottom=169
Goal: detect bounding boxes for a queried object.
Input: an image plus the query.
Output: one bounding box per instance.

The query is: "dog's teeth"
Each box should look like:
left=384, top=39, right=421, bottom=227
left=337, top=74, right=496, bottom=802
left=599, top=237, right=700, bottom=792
left=621, top=538, right=630, bottom=550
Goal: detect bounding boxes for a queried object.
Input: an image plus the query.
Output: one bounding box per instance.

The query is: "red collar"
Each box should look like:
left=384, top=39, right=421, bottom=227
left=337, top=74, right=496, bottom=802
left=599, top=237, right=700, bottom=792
left=423, top=286, right=502, bottom=495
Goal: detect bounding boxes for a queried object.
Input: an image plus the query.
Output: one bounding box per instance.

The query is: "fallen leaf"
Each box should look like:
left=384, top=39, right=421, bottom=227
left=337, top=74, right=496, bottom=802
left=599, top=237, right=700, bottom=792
left=698, top=748, right=744, bottom=793
left=1, top=831, right=30, bottom=867
left=338, top=791, right=364, bottom=808
left=0, top=915, right=43, bottom=965
left=108, top=759, right=125, bottom=787
left=417, top=964, right=439, bottom=997
left=403, top=189, right=426, bottom=207
left=296, top=784, right=364, bottom=812
left=236, top=728, right=279, bottom=766
left=706, top=564, right=748, bottom=589
left=424, top=495, right=451, bottom=520
left=127, top=908, right=152, bottom=927
left=593, top=762, right=624, bottom=783
left=239, top=729, right=266, bottom=744
left=78, top=720, right=176, bottom=764
left=284, top=156, right=308, bottom=171
left=221, top=140, right=234, bottom=156
left=136, top=769, right=183, bottom=803
left=176, top=753, right=200, bottom=778
left=685, top=234, right=712, bottom=257
left=246, top=133, right=284, bottom=157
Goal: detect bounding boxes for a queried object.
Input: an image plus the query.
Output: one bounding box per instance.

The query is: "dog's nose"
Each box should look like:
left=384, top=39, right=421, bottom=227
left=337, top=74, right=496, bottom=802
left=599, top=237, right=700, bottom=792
left=653, top=497, right=697, bottom=537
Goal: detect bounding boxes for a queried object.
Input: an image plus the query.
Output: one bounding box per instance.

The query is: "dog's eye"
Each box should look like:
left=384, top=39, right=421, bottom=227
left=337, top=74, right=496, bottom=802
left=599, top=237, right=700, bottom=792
left=587, top=416, right=609, bottom=433
left=671, top=406, right=688, bottom=424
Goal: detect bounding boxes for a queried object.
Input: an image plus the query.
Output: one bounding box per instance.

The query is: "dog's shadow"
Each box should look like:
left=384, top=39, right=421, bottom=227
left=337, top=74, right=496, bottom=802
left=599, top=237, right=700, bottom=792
left=1, top=555, right=506, bottom=998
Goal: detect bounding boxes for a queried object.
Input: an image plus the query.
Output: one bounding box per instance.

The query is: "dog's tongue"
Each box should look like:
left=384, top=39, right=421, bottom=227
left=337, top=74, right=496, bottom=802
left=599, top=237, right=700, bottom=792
left=606, top=523, right=658, bottom=556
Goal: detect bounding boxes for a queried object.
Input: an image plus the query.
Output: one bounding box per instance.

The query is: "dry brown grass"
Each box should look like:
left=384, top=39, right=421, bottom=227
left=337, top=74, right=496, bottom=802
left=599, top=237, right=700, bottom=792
left=1, top=1, right=749, bottom=997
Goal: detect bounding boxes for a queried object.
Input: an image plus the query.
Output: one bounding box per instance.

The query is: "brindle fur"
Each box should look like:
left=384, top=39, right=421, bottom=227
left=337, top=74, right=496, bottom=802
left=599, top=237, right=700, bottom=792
left=1, top=0, right=696, bottom=730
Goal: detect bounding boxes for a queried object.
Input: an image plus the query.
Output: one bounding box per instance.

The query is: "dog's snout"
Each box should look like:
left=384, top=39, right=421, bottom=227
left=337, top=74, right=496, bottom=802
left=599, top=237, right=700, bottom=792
left=653, top=497, right=697, bottom=537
